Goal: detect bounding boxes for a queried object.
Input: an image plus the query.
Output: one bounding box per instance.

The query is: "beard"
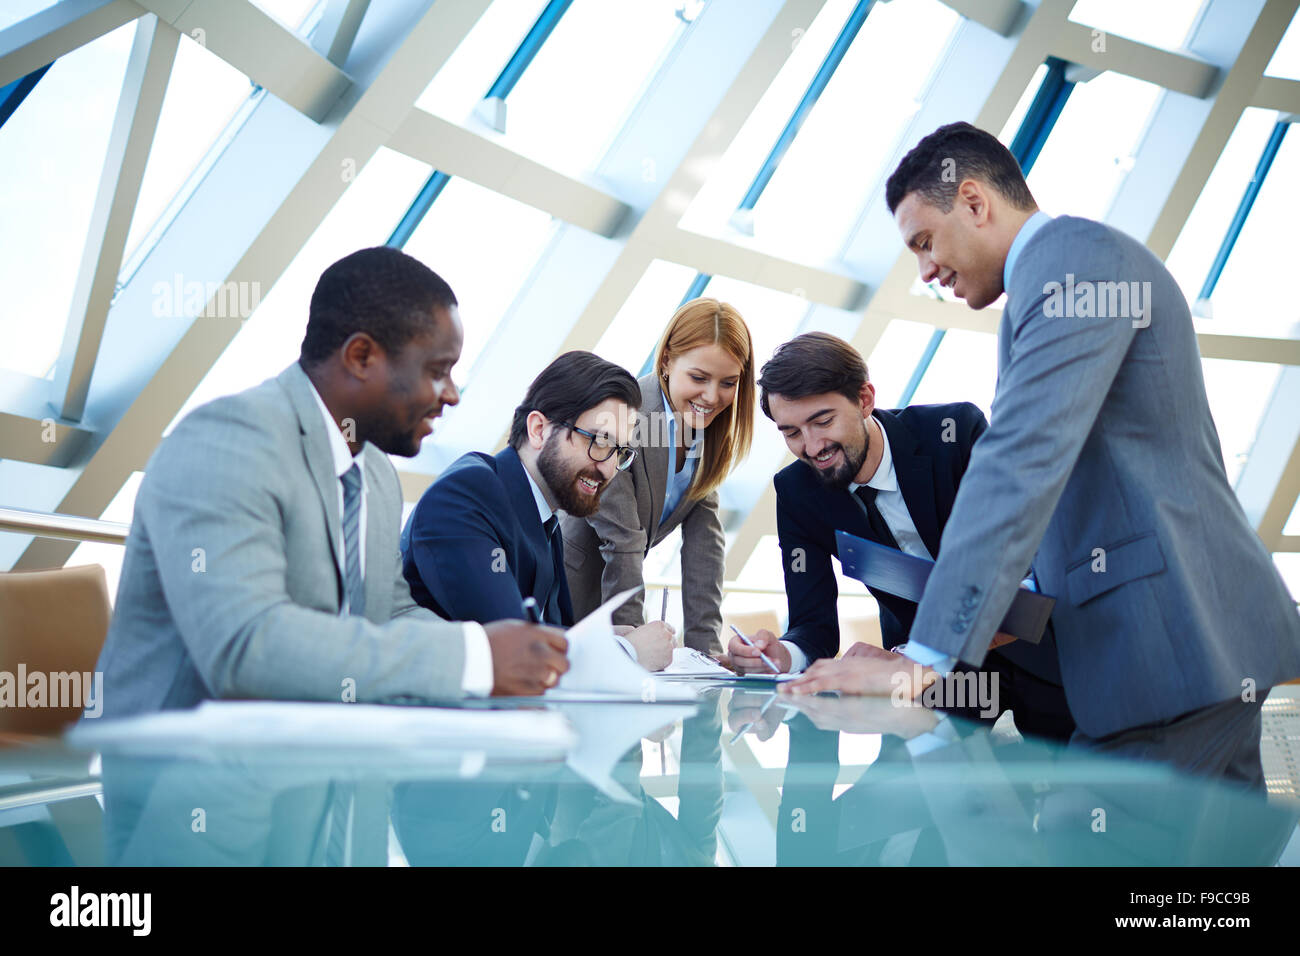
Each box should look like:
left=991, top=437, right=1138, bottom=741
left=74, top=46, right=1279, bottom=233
left=537, top=431, right=608, bottom=518
left=807, top=419, right=870, bottom=489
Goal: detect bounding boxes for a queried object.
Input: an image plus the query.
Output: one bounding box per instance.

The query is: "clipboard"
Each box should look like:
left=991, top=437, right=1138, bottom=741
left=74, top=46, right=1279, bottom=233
left=834, top=529, right=1054, bottom=644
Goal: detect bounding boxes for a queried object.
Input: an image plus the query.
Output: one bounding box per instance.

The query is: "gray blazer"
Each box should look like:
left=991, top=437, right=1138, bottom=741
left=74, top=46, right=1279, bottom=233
left=94, top=362, right=468, bottom=718
left=561, top=374, right=726, bottom=653
left=909, top=216, right=1300, bottom=737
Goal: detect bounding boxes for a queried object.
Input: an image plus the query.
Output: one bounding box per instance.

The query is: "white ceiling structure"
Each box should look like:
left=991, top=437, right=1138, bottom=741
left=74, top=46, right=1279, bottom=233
left=1, top=0, right=1299, bottom=607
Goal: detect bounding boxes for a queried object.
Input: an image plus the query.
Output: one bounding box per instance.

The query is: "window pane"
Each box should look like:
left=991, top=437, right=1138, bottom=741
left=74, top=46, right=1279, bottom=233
left=1201, top=358, right=1283, bottom=487
left=866, top=318, right=941, bottom=409
left=121, top=33, right=257, bottom=268
left=417, top=0, right=549, bottom=120
left=746, top=0, right=961, bottom=263
left=169, top=146, right=432, bottom=428
left=0, top=21, right=135, bottom=377
left=1204, top=124, right=1300, bottom=337
left=1284, top=496, right=1300, bottom=536
left=0, top=1, right=58, bottom=31
left=682, top=0, right=857, bottom=236
left=1025, top=71, right=1164, bottom=221
left=907, top=328, right=997, bottom=419
left=400, top=177, right=558, bottom=388
left=1067, top=0, right=1205, bottom=52
left=488, top=0, right=687, bottom=175
left=592, top=259, right=697, bottom=373
left=1165, top=107, right=1277, bottom=308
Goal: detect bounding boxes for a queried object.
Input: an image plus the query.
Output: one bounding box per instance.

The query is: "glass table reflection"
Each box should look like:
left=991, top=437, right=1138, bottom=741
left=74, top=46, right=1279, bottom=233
left=1, top=686, right=1296, bottom=866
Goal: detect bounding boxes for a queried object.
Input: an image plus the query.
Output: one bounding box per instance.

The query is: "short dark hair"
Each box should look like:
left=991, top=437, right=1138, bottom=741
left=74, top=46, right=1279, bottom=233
left=300, top=247, right=458, bottom=366
left=885, top=121, right=1036, bottom=215
left=758, top=332, right=868, bottom=419
left=509, top=352, right=642, bottom=449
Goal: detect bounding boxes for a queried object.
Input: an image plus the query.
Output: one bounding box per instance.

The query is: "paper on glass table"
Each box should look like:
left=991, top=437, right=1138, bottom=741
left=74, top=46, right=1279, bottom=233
left=67, top=701, right=576, bottom=759
left=660, top=647, right=798, bottom=682
left=545, top=587, right=696, bottom=702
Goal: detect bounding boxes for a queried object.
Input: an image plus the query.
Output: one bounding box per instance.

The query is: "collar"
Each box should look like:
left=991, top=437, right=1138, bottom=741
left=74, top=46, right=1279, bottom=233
left=521, top=464, right=556, bottom=526
left=1003, top=210, right=1053, bottom=292
left=849, top=415, right=897, bottom=494
left=307, top=377, right=362, bottom=479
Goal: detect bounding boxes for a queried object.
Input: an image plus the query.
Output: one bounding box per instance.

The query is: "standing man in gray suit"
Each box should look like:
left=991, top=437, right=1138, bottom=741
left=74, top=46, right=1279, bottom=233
left=96, top=247, right=568, bottom=718
left=787, top=122, right=1300, bottom=785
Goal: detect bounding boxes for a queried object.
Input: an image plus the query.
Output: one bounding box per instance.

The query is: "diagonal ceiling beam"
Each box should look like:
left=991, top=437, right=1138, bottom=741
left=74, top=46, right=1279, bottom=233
left=133, top=0, right=351, bottom=122
left=53, top=14, right=179, bottom=422
left=0, top=0, right=141, bottom=89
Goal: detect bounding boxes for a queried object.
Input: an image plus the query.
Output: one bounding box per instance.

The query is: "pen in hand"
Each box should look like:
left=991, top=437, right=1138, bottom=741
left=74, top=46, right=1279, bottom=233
left=729, top=624, right=780, bottom=674
left=522, top=597, right=542, bottom=624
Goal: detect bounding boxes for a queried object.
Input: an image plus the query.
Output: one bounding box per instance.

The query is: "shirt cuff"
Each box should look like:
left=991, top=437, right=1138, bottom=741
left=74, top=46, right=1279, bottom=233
left=781, top=640, right=808, bottom=674
left=461, top=622, right=493, bottom=697
left=900, top=640, right=956, bottom=677
left=615, top=635, right=638, bottom=663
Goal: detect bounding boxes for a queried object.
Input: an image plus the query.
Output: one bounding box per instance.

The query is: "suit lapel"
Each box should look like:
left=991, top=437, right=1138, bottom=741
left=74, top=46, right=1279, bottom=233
left=638, top=373, right=669, bottom=537
left=499, top=447, right=553, bottom=611
left=876, top=409, right=941, bottom=558
left=280, top=364, right=345, bottom=594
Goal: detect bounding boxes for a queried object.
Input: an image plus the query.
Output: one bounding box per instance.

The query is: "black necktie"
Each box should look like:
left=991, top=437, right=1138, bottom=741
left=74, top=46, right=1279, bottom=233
left=853, top=485, right=901, bottom=551
left=542, top=516, right=563, bottom=624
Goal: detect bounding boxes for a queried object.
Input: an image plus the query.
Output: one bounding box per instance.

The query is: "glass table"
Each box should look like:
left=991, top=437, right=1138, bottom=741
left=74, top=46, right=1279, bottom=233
left=2, top=686, right=1296, bottom=867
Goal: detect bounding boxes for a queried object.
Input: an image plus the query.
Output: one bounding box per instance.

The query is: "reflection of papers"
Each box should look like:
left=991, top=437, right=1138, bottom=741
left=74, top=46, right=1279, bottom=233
left=554, top=701, right=697, bottom=803
left=67, top=701, right=575, bottom=761
left=661, top=647, right=798, bottom=683
left=547, top=587, right=695, bottom=702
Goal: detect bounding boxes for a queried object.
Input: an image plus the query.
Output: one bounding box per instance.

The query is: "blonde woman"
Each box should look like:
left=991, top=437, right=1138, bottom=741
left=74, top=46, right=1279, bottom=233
left=561, top=298, right=755, bottom=661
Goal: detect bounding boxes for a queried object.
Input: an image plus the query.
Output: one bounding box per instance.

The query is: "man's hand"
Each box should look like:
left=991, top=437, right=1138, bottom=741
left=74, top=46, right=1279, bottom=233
left=725, top=689, right=787, bottom=742
left=841, top=641, right=896, bottom=662
left=483, top=620, right=569, bottom=696
left=726, top=628, right=791, bottom=674
left=626, top=620, right=676, bottom=672
left=783, top=654, right=936, bottom=698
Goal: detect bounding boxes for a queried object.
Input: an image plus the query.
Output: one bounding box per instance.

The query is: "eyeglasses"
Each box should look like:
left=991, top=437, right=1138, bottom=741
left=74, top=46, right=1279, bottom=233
left=559, top=422, right=636, bottom=471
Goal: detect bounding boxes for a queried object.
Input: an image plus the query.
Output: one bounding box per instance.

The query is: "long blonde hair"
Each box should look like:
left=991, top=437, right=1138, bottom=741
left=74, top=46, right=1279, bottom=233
left=653, top=297, right=755, bottom=500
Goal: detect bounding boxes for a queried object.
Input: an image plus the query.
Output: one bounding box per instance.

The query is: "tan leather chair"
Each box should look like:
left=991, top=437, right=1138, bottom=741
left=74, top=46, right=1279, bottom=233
left=0, top=564, right=111, bottom=737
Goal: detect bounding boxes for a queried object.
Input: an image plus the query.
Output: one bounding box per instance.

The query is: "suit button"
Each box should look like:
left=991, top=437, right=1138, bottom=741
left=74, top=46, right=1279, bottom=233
left=962, top=596, right=978, bottom=609
left=953, top=620, right=969, bottom=633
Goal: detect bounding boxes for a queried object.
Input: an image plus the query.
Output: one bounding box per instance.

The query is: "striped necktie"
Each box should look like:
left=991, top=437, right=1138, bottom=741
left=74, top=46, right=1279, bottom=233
left=341, top=463, right=365, bottom=618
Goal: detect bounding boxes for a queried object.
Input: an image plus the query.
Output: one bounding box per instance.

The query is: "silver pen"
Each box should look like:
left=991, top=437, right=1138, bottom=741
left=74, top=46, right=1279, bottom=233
left=729, top=624, right=779, bottom=674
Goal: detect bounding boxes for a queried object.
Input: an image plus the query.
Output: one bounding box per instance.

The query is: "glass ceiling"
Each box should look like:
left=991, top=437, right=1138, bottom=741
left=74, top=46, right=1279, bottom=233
left=2, top=0, right=1297, bottom=598
left=0, top=20, right=134, bottom=378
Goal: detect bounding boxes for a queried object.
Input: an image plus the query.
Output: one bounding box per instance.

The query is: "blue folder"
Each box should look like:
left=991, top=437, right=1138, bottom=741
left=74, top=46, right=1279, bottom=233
left=834, top=529, right=1053, bottom=644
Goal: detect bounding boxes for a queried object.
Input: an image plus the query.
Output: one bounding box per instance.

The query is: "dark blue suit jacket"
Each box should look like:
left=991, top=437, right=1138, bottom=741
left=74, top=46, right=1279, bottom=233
left=775, top=403, right=1060, bottom=682
left=401, top=446, right=574, bottom=627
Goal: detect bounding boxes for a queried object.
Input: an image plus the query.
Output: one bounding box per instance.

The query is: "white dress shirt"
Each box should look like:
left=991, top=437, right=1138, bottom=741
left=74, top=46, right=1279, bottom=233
left=521, top=460, right=640, bottom=663
left=781, top=416, right=955, bottom=675
left=308, top=380, right=492, bottom=695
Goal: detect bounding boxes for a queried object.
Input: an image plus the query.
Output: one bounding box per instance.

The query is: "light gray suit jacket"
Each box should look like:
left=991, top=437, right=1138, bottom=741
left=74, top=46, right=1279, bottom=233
left=95, top=362, right=468, bottom=718
left=910, top=216, right=1300, bottom=737
left=561, top=374, right=726, bottom=654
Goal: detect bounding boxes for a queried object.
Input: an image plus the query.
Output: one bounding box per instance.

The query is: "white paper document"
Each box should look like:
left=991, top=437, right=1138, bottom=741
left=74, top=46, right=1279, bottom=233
left=67, top=701, right=576, bottom=758
left=660, top=646, right=798, bottom=682
left=546, top=587, right=696, bottom=702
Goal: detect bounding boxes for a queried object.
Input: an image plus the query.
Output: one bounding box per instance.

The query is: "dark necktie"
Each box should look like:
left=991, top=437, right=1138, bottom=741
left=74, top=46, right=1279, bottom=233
left=542, top=515, right=563, bottom=624
left=853, top=485, right=901, bottom=551
left=341, top=463, right=365, bottom=618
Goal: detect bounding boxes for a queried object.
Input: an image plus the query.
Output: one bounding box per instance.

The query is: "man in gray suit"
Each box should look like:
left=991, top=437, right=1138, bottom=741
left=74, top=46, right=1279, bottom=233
left=96, top=247, right=568, bottom=717
left=787, top=122, right=1300, bottom=785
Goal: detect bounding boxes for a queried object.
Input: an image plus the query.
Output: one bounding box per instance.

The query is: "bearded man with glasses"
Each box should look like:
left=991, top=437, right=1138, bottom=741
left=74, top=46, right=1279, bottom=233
left=401, top=350, right=678, bottom=673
